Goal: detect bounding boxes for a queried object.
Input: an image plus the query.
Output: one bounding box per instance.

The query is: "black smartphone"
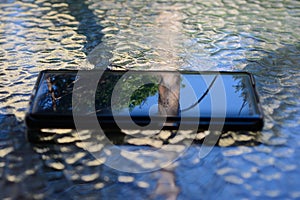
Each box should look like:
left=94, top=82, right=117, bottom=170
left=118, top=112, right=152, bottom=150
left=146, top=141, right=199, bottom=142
left=25, top=70, right=263, bottom=133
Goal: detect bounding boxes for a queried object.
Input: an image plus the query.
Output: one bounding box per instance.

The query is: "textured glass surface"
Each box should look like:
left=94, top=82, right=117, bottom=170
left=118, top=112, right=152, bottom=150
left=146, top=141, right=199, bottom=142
left=0, top=0, right=300, bottom=199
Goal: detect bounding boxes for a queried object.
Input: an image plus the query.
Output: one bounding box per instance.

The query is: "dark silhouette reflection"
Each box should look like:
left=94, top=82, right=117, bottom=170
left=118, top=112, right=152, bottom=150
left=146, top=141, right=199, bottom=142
left=35, top=73, right=76, bottom=113
left=67, top=0, right=104, bottom=53
left=48, top=0, right=104, bottom=54
left=32, top=70, right=159, bottom=116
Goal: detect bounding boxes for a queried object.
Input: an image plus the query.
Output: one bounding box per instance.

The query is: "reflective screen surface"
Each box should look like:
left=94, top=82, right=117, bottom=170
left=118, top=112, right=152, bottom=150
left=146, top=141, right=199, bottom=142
left=32, top=71, right=260, bottom=119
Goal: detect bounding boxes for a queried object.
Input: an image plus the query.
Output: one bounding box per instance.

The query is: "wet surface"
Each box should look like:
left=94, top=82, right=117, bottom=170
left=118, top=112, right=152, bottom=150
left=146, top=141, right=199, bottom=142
left=0, top=0, right=300, bottom=199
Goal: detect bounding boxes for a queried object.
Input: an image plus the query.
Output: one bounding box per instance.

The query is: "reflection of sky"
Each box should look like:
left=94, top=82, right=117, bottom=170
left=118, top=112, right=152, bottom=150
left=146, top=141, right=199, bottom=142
left=124, top=74, right=259, bottom=118
left=181, top=74, right=257, bottom=117
left=130, top=93, right=159, bottom=116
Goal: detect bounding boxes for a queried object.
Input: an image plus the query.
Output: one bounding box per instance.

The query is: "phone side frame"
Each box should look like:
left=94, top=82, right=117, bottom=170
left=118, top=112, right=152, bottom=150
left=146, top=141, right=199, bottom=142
left=25, top=70, right=264, bottom=132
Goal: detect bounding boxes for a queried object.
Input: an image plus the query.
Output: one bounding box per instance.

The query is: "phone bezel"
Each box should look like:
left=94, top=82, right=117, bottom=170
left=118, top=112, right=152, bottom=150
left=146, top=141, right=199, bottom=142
left=25, top=69, right=264, bottom=132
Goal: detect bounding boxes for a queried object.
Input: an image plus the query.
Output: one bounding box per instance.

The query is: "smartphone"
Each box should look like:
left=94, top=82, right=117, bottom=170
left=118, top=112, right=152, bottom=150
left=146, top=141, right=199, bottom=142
left=25, top=70, right=263, bottom=133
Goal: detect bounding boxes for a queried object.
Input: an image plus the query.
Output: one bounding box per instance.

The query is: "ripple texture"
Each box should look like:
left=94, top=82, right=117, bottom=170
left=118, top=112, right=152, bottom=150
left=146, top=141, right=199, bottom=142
left=0, top=0, right=300, bottom=199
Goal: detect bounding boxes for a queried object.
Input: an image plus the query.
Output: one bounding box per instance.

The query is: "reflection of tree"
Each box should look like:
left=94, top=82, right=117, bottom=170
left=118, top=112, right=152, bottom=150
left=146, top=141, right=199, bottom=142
left=110, top=72, right=181, bottom=116
left=232, top=76, right=252, bottom=115
left=37, top=71, right=161, bottom=114
left=129, top=83, right=158, bottom=110
left=158, top=73, right=180, bottom=116
left=36, top=74, right=76, bottom=113
left=109, top=73, right=159, bottom=112
left=37, top=71, right=183, bottom=118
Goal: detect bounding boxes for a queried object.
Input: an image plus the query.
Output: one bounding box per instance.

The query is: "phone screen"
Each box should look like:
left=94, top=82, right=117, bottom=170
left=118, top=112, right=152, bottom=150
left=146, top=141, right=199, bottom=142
left=28, top=70, right=263, bottom=130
